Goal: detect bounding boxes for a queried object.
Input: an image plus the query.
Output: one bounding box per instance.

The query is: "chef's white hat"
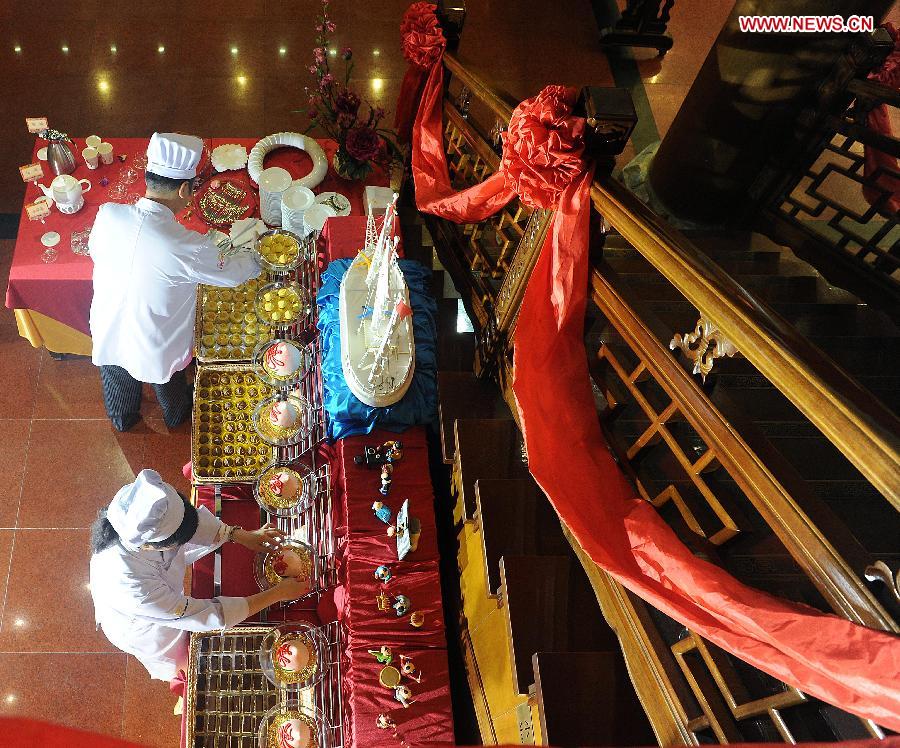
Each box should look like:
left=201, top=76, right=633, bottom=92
left=146, top=132, right=204, bottom=180
left=107, top=469, right=186, bottom=546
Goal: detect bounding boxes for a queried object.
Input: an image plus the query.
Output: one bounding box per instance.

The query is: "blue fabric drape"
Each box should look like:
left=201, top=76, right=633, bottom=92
left=317, top=258, right=438, bottom=440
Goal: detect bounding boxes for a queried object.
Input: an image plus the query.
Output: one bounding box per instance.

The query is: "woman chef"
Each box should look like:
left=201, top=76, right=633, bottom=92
left=89, top=469, right=307, bottom=681
left=89, top=132, right=261, bottom=432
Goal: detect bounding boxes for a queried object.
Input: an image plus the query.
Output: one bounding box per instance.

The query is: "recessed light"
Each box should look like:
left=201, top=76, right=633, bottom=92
left=14, top=45, right=22, bottom=53
left=158, top=45, right=165, bottom=53
left=110, top=44, right=117, bottom=53
left=373, top=49, right=380, bottom=56
left=329, top=48, right=337, bottom=57
left=61, top=45, right=69, bottom=53
left=231, top=46, right=238, bottom=55
left=279, top=47, right=287, bottom=55
left=371, top=78, right=384, bottom=92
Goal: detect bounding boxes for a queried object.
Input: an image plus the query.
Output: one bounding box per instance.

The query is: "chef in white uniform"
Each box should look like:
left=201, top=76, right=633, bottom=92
left=89, top=469, right=307, bottom=681
left=89, top=132, right=260, bottom=432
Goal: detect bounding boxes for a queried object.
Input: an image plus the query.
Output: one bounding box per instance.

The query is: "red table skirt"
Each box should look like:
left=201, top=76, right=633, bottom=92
left=6, top=135, right=390, bottom=337
left=189, top=427, right=454, bottom=746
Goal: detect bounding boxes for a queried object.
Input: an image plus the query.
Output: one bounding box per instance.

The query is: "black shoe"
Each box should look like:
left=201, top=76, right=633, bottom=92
left=111, top=413, right=141, bottom=432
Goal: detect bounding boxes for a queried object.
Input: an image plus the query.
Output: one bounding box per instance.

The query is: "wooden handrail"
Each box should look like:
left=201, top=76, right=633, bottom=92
left=592, top=176, right=900, bottom=509
left=440, top=51, right=900, bottom=509
left=445, top=53, right=514, bottom=122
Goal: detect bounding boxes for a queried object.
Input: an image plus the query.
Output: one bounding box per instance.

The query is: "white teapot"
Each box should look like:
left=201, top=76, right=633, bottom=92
left=39, top=174, right=92, bottom=214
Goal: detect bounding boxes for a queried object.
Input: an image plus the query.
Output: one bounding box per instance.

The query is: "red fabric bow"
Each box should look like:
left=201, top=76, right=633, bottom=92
left=500, top=86, right=587, bottom=209
left=400, top=2, right=446, bottom=69
left=395, top=2, right=447, bottom=143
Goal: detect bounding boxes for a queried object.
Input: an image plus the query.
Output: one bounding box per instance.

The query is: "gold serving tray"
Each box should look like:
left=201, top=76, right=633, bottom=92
left=195, top=276, right=274, bottom=363
left=192, top=364, right=274, bottom=483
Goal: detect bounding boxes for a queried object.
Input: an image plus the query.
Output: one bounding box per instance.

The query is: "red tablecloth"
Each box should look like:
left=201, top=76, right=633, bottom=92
left=5, top=136, right=389, bottom=336
left=188, top=427, right=454, bottom=746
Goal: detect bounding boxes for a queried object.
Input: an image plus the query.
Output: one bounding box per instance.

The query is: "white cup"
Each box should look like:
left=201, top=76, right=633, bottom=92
left=258, top=166, right=292, bottom=226
left=97, top=142, right=114, bottom=165
left=281, top=184, right=316, bottom=235
left=83, top=147, right=100, bottom=169
left=85, top=135, right=102, bottom=149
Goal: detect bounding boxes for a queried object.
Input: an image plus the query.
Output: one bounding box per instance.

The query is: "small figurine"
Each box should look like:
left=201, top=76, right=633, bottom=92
left=393, top=594, right=411, bottom=617
left=376, top=714, right=396, bottom=730
left=394, top=684, right=414, bottom=708
left=368, top=645, right=393, bottom=664
left=373, top=501, right=393, bottom=524
left=399, top=655, right=422, bottom=683
left=99, top=177, right=109, bottom=187
left=379, top=463, right=394, bottom=496
left=409, top=611, right=425, bottom=628
left=375, top=565, right=393, bottom=583
left=354, top=440, right=404, bottom=468
left=376, top=590, right=391, bottom=611
left=383, top=440, right=403, bottom=463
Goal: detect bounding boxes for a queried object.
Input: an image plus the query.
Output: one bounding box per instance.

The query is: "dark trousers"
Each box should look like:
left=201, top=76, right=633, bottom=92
left=99, top=365, right=191, bottom=432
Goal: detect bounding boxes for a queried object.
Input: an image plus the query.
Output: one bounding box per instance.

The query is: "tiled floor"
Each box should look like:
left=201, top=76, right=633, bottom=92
left=0, top=242, right=188, bottom=746
left=0, top=1, right=752, bottom=745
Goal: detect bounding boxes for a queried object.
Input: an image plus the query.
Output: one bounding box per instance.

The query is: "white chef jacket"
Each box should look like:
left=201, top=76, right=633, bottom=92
left=89, top=505, right=250, bottom=680
left=89, top=198, right=260, bottom=384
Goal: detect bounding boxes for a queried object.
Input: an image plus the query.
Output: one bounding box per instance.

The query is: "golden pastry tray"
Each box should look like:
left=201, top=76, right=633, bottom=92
left=195, top=275, right=274, bottom=363
left=191, top=364, right=274, bottom=483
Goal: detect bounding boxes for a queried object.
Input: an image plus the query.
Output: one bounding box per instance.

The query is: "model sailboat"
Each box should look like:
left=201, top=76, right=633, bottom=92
left=339, top=195, right=415, bottom=407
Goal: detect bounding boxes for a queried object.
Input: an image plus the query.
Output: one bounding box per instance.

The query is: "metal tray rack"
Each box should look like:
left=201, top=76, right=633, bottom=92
left=195, top=244, right=321, bottom=366
left=185, top=620, right=345, bottom=748
left=209, top=462, right=337, bottom=603
left=278, top=336, right=326, bottom=464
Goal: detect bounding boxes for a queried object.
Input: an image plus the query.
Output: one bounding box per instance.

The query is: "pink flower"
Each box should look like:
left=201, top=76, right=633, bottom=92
left=309, top=108, right=319, bottom=119
left=341, top=46, right=352, bottom=60
left=335, top=89, right=361, bottom=116
left=315, top=23, right=323, bottom=32
left=308, top=64, right=317, bottom=74
left=319, top=73, right=334, bottom=89
left=344, top=126, right=382, bottom=163
left=326, top=21, right=335, bottom=32
left=314, top=46, right=326, bottom=62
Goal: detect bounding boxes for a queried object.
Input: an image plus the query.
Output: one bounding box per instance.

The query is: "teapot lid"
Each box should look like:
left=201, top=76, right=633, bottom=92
left=39, top=128, right=71, bottom=143
left=51, top=174, right=77, bottom=187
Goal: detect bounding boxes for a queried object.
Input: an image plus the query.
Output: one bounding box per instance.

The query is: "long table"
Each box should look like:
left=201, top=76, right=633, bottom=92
left=5, top=135, right=389, bottom=355
left=189, top=427, right=455, bottom=746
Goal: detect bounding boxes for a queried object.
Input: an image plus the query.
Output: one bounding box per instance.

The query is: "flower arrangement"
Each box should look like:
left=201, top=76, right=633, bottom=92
left=301, top=0, right=401, bottom=180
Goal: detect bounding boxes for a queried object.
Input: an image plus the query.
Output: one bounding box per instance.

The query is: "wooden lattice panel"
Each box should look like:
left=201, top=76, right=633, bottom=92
left=443, top=114, right=534, bottom=279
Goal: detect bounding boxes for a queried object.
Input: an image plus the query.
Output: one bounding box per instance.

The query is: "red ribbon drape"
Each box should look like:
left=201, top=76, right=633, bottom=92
left=400, top=3, right=900, bottom=731
left=863, top=22, right=900, bottom=214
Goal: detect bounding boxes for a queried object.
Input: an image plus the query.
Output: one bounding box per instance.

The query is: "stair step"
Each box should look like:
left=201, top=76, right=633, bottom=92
left=618, top=272, right=821, bottom=303
left=500, top=555, right=571, bottom=695
left=532, top=651, right=656, bottom=747
left=438, top=372, right=507, bottom=464
left=605, top=251, right=785, bottom=277
left=454, top=418, right=530, bottom=522
left=476, top=478, right=570, bottom=595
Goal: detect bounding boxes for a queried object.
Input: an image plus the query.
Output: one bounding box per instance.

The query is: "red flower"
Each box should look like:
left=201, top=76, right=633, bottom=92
left=400, top=2, right=446, bottom=69
left=335, top=89, right=361, bottom=116
left=344, top=126, right=382, bottom=162
left=499, top=85, right=587, bottom=209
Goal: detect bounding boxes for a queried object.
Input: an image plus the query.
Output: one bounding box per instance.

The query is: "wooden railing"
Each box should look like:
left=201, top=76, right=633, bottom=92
left=420, top=51, right=899, bottom=744
left=751, top=28, right=900, bottom=320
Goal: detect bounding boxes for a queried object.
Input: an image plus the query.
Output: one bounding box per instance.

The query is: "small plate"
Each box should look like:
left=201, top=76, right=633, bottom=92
left=40, top=231, right=60, bottom=247
left=302, top=204, right=335, bottom=233
left=314, top=191, right=351, bottom=216
left=37, top=147, right=48, bottom=161
left=211, top=143, right=248, bottom=172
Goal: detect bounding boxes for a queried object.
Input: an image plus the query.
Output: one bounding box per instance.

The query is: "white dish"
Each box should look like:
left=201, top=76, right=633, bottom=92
left=37, top=147, right=48, bottom=161
left=302, top=204, right=335, bottom=233
left=211, top=143, right=248, bottom=172
left=40, top=231, right=61, bottom=247
left=247, top=132, right=328, bottom=191
left=315, top=191, right=351, bottom=216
